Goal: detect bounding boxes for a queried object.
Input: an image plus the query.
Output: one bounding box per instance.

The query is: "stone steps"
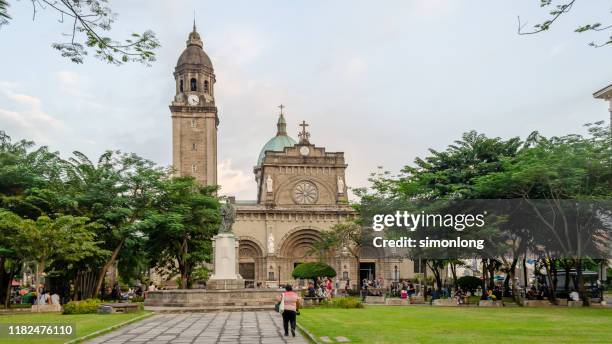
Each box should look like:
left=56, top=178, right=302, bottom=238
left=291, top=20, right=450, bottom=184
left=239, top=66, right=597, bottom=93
left=145, top=305, right=275, bottom=313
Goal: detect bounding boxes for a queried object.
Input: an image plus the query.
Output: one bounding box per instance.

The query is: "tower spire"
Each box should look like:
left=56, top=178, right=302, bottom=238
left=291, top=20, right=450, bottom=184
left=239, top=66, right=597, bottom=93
left=276, top=105, right=287, bottom=136
left=193, top=10, right=197, bottom=32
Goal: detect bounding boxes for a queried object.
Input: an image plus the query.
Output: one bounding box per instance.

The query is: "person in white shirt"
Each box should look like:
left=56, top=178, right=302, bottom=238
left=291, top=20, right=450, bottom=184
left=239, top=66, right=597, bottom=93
left=569, top=289, right=580, bottom=301
left=50, top=293, right=60, bottom=305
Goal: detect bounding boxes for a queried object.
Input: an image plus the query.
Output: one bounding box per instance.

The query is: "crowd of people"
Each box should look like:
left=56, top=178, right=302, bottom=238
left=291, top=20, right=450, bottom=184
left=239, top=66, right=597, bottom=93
left=13, top=287, right=61, bottom=306
left=304, top=277, right=336, bottom=301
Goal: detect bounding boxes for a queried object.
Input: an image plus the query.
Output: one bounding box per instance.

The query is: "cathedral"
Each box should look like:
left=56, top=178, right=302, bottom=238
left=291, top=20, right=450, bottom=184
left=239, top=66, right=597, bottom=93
left=170, top=25, right=413, bottom=288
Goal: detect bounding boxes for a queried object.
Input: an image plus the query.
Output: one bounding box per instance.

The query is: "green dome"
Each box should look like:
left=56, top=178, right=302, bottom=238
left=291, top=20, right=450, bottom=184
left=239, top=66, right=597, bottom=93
left=257, top=113, right=296, bottom=166
left=257, top=134, right=296, bottom=166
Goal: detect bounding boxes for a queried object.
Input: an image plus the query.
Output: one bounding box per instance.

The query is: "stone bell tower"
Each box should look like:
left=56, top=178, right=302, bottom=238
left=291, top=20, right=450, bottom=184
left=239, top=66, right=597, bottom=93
left=170, top=22, right=218, bottom=186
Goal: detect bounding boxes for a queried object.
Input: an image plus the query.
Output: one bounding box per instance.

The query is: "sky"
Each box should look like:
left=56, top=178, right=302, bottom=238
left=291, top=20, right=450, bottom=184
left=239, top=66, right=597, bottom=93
left=1, top=0, right=611, bottom=200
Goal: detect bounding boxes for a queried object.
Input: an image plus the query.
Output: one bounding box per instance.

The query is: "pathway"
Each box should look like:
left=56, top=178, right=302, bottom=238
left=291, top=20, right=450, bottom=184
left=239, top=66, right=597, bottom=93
left=86, top=311, right=309, bottom=344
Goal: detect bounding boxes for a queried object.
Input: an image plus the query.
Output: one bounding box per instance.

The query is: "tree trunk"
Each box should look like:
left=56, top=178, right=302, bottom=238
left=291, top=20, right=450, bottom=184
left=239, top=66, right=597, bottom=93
left=482, top=260, right=488, bottom=290
left=486, top=260, right=496, bottom=290
left=93, top=239, right=125, bottom=298
left=450, top=262, right=458, bottom=289
left=180, top=237, right=188, bottom=290
left=543, top=258, right=557, bottom=303
left=576, top=259, right=590, bottom=306
left=522, top=257, right=528, bottom=289
left=4, top=267, right=16, bottom=308
left=506, top=257, right=518, bottom=302
left=0, top=257, right=7, bottom=307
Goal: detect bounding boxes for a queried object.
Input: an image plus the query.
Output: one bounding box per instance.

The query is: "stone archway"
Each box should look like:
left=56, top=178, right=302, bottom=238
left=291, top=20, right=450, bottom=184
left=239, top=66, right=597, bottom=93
left=278, top=227, right=326, bottom=285
left=238, top=237, right=265, bottom=287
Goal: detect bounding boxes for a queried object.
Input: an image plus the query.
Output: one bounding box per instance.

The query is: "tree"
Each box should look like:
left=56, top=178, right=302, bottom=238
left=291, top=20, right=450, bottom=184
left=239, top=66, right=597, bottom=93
left=363, top=131, right=523, bottom=293
left=475, top=122, right=612, bottom=304
left=145, top=177, right=220, bottom=289
left=314, top=222, right=368, bottom=287
left=0, top=210, right=103, bottom=306
left=518, top=0, right=611, bottom=47
left=0, top=1, right=159, bottom=65
left=0, top=131, right=65, bottom=306
left=0, top=1, right=9, bottom=25
left=457, top=275, right=483, bottom=293
left=292, top=262, right=336, bottom=281
left=63, top=150, right=164, bottom=297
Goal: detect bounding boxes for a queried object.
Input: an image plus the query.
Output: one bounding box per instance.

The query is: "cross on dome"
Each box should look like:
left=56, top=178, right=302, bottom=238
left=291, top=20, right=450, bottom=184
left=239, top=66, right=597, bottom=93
left=298, top=120, right=310, bottom=144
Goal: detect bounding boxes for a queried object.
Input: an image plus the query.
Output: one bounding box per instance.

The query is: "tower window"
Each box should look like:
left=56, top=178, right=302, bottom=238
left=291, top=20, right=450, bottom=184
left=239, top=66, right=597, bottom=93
left=191, top=163, right=197, bottom=173
left=204, top=80, right=209, bottom=93
left=192, top=143, right=197, bottom=151
left=191, top=119, right=197, bottom=128
left=179, top=80, right=184, bottom=93
left=190, top=78, right=197, bottom=91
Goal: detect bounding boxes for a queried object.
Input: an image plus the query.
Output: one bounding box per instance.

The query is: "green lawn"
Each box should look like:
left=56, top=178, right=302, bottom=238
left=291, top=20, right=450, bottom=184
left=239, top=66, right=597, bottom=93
left=299, top=306, right=612, bottom=344
left=0, top=311, right=150, bottom=344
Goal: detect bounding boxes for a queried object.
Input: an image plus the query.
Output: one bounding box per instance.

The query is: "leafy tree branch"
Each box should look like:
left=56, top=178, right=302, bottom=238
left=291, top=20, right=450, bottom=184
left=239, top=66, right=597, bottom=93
left=1, top=0, right=159, bottom=65
left=518, top=0, right=611, bottom=47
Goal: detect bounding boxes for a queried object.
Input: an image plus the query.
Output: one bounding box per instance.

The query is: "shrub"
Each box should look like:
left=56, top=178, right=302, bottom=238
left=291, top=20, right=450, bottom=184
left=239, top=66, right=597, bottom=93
left=131, top=296, right=145, bottom=303
left=320, top=297, right=363, bottom=309
left=292, top=262, right=336, bottom=280
left=457, top=276, right=483, bottom=292
left=319, top=297, right=363, bottom=308
left=62, top=298, right=102, bottom=314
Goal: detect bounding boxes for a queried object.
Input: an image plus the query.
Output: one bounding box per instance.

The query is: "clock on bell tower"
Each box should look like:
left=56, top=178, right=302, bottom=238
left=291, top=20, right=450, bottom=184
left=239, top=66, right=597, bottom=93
left=170, top=22, right=218, bottom=186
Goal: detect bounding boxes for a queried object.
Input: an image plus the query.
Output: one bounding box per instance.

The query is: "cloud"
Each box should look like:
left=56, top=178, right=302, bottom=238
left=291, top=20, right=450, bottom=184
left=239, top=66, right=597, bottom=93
left=0, top=82, right=66, bottom=143
left=345, top=57, right=367, bottom=79
left=56, top=70, right=91, bottom=98
left=214, top=27, right=268, bottom=66
left=218, top=159, right=255, bottom=199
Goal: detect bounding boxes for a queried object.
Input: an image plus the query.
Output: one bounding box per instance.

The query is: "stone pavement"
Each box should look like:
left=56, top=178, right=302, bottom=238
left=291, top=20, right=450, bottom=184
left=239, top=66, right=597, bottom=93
left=86, top=311, right=309, bottom=344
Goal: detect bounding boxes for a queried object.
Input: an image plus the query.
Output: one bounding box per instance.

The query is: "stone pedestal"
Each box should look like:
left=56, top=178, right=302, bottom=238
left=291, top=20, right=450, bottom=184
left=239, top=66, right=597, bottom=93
left=207, top=233, right=244, bottom=290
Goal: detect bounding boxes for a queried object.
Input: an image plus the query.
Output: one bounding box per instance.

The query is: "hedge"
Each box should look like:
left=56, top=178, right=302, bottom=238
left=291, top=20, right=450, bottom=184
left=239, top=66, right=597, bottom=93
left=291, top=262, right=336, bottom=279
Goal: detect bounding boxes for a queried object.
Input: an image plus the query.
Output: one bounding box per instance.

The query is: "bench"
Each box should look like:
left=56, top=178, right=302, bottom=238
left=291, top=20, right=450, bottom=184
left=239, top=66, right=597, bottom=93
left=385, top=298, right=410, bottom=305
left=522, top=300, right=553, bottom=307
left=411, top=295, right=425, bottom=304
left=301, top=297, right=323, bottom=306
left=478, top=300, right=503, bottom=307
left=98, top=303, right=139, bottom=314
left=31, top=304, right=62, bottom=313
left=432, top=298, right=459, bottom=306
left=567, top=300, right=583, bottom=307
left=365, top=295, right=386, bottom=304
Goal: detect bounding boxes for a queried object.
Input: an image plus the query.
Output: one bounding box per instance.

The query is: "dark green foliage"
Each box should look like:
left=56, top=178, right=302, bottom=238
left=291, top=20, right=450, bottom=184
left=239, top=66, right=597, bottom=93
left=144, top=177, right=220, bottom=289
left=457, top=276, right=483, bottom=292
left=291, top=262, right=336, bottom=279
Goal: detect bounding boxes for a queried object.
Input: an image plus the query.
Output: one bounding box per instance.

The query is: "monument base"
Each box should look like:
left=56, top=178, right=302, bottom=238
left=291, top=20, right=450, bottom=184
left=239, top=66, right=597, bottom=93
left=206, top=278, right=245, bottom=290
left=144, top=289, right=282, bottom=312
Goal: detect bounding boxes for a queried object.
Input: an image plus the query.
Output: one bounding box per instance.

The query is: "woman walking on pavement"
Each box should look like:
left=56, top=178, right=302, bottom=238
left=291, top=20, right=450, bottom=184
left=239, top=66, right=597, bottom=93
left=278, top=284, right=300, bottom=337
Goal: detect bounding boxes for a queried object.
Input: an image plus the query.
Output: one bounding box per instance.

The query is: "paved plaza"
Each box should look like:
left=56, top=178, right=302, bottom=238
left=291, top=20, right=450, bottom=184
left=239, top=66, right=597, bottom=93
left=86, top=311, right=309, bottom=344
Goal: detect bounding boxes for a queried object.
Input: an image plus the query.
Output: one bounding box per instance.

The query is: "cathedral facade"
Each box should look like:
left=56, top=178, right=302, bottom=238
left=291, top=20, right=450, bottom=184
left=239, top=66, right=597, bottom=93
left=171, top=26, right=414, bottom=288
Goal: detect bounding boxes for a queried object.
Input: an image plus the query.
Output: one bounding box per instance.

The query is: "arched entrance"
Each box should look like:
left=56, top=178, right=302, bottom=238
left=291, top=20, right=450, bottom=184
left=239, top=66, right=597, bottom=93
left=238, top=238, right=264, bottom=288
left=278, top=228, right=325, bottom=285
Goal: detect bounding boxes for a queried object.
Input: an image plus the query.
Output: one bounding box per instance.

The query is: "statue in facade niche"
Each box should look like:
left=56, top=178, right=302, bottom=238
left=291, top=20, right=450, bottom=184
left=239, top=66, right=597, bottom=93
left=267, top=233, right=275, bottom=254
left=337, top=176, right=345, bottom=194
left=266, top=175, right=273, bottom=193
